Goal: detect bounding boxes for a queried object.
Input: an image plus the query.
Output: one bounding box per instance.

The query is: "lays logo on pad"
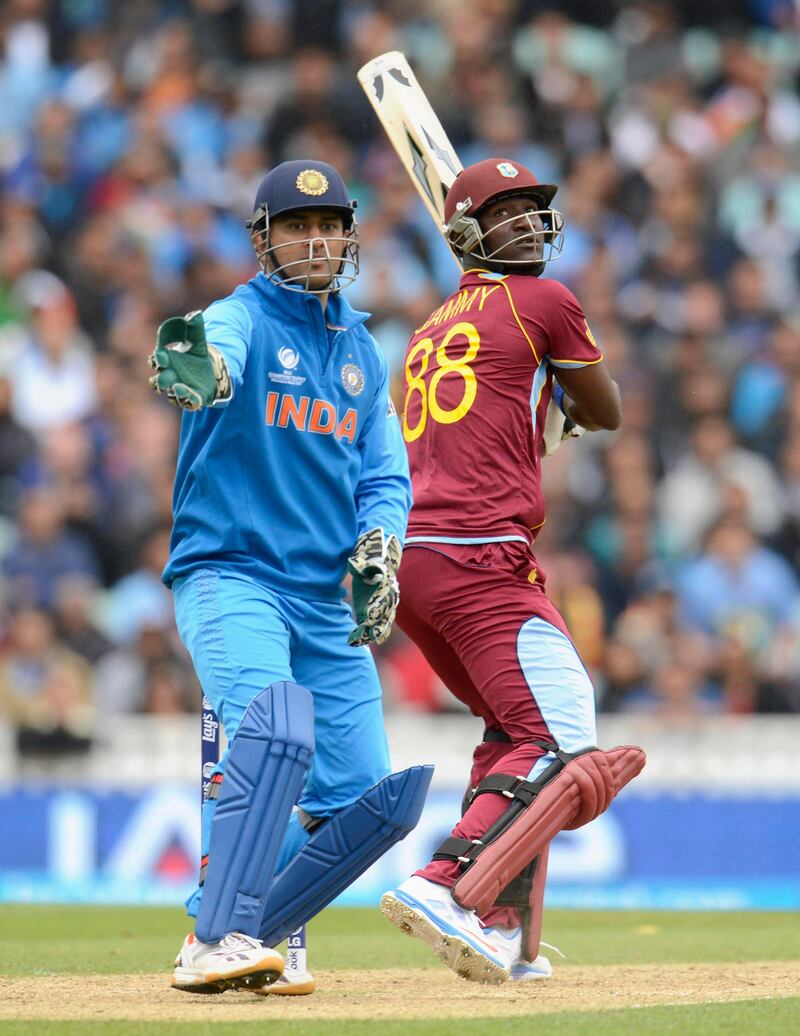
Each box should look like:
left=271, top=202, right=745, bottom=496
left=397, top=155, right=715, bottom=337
left=266, top=391, right=357, bottom=443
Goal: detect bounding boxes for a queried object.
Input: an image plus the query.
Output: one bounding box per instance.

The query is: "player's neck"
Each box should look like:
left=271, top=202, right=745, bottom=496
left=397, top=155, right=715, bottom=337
left=461, top=256, right=508, bottom=276
left=462, top=257, right=543, bottom=278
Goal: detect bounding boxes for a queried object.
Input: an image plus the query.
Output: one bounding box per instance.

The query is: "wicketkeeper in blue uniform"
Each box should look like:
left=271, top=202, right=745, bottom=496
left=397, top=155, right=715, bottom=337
left=149, top=160, right=433, bottom=995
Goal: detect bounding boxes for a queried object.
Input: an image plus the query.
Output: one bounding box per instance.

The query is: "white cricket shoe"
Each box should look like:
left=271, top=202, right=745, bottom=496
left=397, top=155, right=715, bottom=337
left=510, top=954, right=553, bottom=980
left=256, top=967, right=316, bottom=996
left=172, top=931, right=284, bottom=994
left=482, top=924, right=553, bottom=981
left=381, top=875, right=516, bottom=985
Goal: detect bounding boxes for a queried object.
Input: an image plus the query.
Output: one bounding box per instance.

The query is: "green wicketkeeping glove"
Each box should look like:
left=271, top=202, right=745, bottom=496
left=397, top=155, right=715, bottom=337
left=347, top=528, right=402, bottom=647
left=148, top=311, right=230, bottom=411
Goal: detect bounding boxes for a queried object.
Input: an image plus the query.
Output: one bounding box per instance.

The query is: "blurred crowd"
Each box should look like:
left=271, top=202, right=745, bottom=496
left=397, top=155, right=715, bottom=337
left=1, top=0, right=800, bottom=763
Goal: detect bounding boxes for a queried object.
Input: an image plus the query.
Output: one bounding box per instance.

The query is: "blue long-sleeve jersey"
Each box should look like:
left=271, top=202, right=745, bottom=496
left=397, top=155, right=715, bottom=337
left=163, top=273, right=412, bottom=601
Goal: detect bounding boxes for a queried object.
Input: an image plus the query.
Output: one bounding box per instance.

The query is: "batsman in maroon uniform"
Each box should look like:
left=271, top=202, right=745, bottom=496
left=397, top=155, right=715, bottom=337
left=381, top=158, right=645, bottom=984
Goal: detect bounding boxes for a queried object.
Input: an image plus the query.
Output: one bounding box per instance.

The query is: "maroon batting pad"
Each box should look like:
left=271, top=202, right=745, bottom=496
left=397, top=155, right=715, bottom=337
left=452, top=746, right=646, bottom=916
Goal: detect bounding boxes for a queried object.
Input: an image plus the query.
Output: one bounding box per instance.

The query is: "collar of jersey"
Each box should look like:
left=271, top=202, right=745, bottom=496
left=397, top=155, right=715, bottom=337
left=461, top=268, right=508, bottom=282
left=250, top=271, right=371, bottom=332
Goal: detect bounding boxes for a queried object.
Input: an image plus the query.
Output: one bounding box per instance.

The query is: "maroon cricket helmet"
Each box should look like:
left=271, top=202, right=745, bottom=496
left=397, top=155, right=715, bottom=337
left=444, top=158, right=558, bottom=223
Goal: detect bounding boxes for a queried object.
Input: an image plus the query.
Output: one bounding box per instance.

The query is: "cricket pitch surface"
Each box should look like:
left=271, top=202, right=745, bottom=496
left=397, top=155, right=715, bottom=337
left=2, top=961, right=798, bottom=1022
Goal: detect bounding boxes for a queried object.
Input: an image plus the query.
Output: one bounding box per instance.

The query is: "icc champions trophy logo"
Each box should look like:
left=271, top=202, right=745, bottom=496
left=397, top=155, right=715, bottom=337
left=278, top=347, right=300, bottom=370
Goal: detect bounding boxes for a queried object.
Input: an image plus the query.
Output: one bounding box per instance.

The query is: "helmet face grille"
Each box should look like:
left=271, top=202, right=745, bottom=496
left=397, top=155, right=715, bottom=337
left=249, top=204, right=360, bottom=294
left=445, top=205, right=565, bottom=270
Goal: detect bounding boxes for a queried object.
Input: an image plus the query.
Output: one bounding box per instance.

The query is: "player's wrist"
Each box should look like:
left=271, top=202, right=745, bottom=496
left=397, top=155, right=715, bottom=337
left=347, top=528, right=402, bottom=647
left=208, top=346, right=232, bottom=404
left=348, top=528, right=402, bottom=579
left=563, top=400, right=597, bottom=431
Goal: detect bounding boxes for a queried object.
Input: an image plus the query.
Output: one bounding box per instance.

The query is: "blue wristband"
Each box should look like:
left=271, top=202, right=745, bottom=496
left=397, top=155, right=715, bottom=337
left=552, top=382, right=566, bottom=413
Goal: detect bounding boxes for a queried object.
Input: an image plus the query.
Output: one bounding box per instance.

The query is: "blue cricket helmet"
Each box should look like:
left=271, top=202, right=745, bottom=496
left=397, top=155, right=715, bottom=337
left=252, top=160, right=356, bottom=227
left=247, top=159, right=360, bottom=293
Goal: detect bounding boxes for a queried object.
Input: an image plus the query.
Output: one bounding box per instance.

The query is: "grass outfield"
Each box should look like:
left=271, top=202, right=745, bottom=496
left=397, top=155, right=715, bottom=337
left=0, top=906, right=798, bottom=1035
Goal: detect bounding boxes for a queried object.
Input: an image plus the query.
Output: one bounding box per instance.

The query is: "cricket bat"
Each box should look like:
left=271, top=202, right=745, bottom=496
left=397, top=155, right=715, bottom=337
left=357, top=51, right=463, bottom=267
left=357, top=50, right=577, bottom=453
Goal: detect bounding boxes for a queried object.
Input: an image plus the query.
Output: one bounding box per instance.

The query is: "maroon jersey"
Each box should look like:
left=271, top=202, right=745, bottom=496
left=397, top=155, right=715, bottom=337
left=402, top=269, right=603, bottom=544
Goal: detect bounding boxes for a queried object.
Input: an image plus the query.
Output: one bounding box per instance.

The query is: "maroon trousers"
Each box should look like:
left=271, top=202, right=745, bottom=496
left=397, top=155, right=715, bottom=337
left=396, top=541, right=572, bottom=927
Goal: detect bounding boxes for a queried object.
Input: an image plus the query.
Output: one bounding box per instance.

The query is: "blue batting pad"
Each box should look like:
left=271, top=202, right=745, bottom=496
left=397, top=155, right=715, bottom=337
left=195, top=681, right=314, bottom=943
left=259, top=764, right=433, bottom=946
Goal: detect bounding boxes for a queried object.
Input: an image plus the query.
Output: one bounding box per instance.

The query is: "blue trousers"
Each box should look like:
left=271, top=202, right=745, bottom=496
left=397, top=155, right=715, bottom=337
left=173, top=567, right=391, bottom=917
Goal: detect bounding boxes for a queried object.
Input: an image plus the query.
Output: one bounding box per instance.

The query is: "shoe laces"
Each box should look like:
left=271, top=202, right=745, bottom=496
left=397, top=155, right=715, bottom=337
left=220, top=932, right=263, bottom=951
left=477, top=922, right=565, bottom=960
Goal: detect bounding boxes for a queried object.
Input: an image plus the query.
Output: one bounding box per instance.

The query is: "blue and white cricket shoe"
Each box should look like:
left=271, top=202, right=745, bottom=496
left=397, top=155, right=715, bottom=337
left=482, top=924, right=553, bottom=981
left=381, top=875, right=516, bottom=984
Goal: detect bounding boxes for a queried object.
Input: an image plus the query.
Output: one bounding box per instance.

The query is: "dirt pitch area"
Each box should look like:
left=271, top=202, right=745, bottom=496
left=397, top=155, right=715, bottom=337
left=1, top=961, right=798, bottom=1022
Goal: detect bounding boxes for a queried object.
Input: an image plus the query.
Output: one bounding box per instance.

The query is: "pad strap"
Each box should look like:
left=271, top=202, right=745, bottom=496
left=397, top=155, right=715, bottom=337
left=297, top=807, right=326, bottom=833
left=482, top=728, right=512, bottom=743
left=205, top=773, right=223, bottom=801
left=468, top=773, right=541, bottom=807
left=463, top=742, right=590, bottom=811
left=456, top=741, right=595, bottom=850
left=435, top=770, right=547, bottom=865
left=433, top=836, right=485, bottom=865
left=445, top=743, right=591, bottom=868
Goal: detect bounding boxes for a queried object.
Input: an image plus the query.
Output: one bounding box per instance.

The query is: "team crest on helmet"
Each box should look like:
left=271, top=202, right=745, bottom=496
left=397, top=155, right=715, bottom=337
left=296, top=169, right=329, bottom=196
left=341, top=362, right=365, bottom=396
left=496, top=162, right=519, bottom=178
